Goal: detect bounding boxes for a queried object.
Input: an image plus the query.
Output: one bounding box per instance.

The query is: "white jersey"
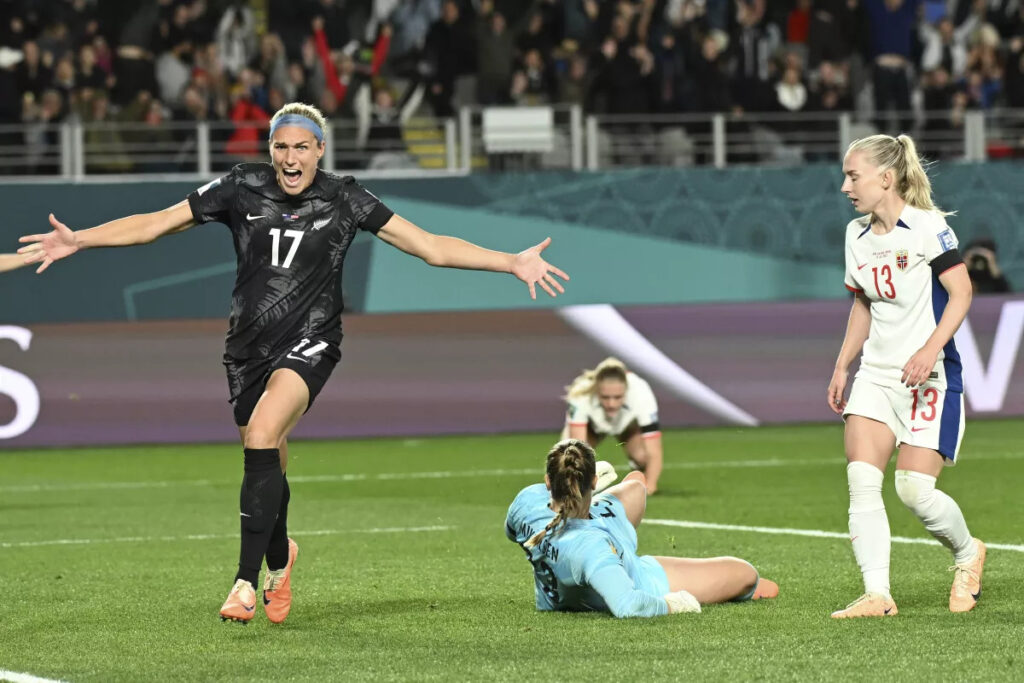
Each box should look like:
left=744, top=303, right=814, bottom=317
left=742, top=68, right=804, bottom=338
left=843, top=205, right=964, bottom=392
left=566, top=372, right=660, bottom=437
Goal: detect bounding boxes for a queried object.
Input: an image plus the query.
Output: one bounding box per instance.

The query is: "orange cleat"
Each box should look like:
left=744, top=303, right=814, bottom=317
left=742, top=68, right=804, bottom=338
left=752, top=578, right=779, bottom=600
left=219, top=579, right=257, bottom=624
left=830, top=592, right=898, bottom=619
left=263, top=538, right=299, bottom=624
left=949, top=538, right=986, bottom=613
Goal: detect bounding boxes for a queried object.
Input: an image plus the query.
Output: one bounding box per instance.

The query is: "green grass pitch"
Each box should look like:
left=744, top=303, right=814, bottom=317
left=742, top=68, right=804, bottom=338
left=2, top=421, right=1022, bottom=681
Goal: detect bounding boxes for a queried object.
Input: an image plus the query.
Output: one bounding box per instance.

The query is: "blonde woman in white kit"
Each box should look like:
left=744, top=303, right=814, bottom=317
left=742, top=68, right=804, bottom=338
left=828, top=134, right=985, bottom=618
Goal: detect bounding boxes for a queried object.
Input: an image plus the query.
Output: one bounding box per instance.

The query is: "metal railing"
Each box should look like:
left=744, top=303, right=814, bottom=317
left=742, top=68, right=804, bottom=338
left=0, top=108, right=1021, bottom=181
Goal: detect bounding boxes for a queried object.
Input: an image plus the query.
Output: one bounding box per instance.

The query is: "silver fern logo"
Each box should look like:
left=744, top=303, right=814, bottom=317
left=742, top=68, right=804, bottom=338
left=310, top=216, right=331, bottom=231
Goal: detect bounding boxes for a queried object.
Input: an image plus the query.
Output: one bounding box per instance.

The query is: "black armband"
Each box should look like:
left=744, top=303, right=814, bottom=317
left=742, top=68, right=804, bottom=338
left=930, top=249, right=963, bottom=277
left=640, top=422, right=661, bottom=435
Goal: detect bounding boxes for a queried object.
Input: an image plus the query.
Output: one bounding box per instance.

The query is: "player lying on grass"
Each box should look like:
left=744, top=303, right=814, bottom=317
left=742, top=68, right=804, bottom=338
left=506, top=439, right=778, bottom=617
left=562, top=357, right=666, bottom=494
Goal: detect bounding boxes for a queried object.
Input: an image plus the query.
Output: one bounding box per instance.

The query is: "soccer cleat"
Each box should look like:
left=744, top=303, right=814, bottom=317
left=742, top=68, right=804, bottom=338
left=830, top=592, right=898, bottom=619
left=263, top=538, right=299, bottom=624
left=219, top=579, right=257, bottom=624
left=752, top=578, right=779, bottom=600
left=949, top=538, right=986, bottom=613
left=594, top=461, right=618, bottom=493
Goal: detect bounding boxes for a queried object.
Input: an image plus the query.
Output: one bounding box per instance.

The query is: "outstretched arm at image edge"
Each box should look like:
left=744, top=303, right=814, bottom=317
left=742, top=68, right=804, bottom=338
left=19, top=201, right=197, bottom=273
left=0, top=253, right=27, bottom=273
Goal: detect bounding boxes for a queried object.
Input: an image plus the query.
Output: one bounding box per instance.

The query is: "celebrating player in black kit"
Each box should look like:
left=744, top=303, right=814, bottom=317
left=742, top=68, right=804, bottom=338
left=18, top=102, right=569, bottom=624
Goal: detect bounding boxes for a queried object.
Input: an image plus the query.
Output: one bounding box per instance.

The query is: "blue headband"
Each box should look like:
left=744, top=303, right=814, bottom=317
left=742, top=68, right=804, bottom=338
left=269, top=114, right=324, bottom=143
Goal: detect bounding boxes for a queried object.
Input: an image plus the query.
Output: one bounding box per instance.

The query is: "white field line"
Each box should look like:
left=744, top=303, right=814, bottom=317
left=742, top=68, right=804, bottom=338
left=2, top=450, right=1022, bottom=494
left=644, top=518, right=1024, bottom=553
left=0, top=525, right=453, bottom=550
left=0, top=671, right=68, bottom=683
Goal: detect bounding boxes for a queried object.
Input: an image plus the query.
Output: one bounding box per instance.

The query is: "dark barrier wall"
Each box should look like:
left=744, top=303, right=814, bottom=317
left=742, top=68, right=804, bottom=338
left=2, top=296, right=1022, bottom=447
left=2, top=163, right=1022, bottom=322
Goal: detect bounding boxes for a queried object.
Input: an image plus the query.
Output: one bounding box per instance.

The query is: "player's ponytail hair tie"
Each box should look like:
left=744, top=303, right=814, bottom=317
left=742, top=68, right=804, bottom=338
left=269, top=114, right=324, bottom=143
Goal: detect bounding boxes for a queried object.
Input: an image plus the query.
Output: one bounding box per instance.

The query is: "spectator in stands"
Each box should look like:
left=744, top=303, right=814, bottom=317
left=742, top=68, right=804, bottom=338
left=114, top=2, right=160, bottom=106
left=15, top=41, right=49, bottom=98
left=961, top=24, right=1003, bottom=110
left=920, top=67, right=963, bottom=158
left=217, top=2, right=256, bottom=79
left=590, top=14, right=654, bottom=114
left=252, top=33, right=291, bottom=104
left=476, top=1, right=515, bottom=106
left=388, top=0, right=442, bottom=63
left=510, top=48, right=557, bottom=107
left=919, top=16, right=975, bottom=80
left=863, top=0, right=920, bottom=135
left=787, top=0, right=813, bottom=45
left=1005, top=35, right=1024, bottom=109
left=963, top=238, right=1012, bottom=294
left=807, top=0, right=865, bottom=70
left=730, top=0, right=782, bottom=113
left=423, top=0, right=475, bottom=117
left=225, top=82, right=271, bottom=159
left=358, top=78, right=426, bottom=169
left=81, top=90, right=132, bottom=173
left=557, top=52, right=592, bottom=109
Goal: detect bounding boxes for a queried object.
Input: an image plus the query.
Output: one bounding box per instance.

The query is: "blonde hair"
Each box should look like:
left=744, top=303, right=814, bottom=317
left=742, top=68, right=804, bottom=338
left=565, top=357, right=628, bottom=400
left=846, top=134, right=952, bottom=216
left=269, top=102, right=329, bottom=144
left=524, top=439, right=596, bottom=549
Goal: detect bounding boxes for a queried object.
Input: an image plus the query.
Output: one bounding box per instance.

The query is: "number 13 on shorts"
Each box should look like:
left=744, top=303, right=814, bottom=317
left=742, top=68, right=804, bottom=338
left=904, top=383, right=965, bottom=462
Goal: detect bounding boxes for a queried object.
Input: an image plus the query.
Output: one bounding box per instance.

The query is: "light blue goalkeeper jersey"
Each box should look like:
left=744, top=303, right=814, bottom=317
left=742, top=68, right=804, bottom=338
left=505, top=484, right=669, bottom=618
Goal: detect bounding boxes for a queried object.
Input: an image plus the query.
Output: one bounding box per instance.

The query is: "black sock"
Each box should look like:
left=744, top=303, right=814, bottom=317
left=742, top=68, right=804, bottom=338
left=234, top=448, right=283, bottom=588
left=265, top=475, right=291, bottom=571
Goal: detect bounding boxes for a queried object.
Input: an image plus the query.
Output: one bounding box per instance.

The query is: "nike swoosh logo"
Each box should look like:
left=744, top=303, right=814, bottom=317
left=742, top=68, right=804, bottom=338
left=247, top=213, right=266, bottom=220
left=263, top=593, right=271, bottom=606
left=240, top=512, right=252, bottom=517
left=884, top=606, right=893, bottom=615
left=243, top=604, right=255, bottom=613
left=857, top=263, right=868, bottom=270
left=972, top=590, right=981, bottom=600
left=911, top=427, right=928, bottom=432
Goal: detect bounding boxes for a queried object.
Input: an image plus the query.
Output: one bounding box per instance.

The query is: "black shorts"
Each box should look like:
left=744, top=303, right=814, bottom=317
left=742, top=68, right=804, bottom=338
left=226, top=338, right=342, bottom=427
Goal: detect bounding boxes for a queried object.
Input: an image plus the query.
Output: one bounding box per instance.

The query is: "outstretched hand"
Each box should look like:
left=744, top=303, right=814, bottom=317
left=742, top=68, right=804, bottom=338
left=512, top=237, right=569, bottom=299
left=18, top=213, right=79, bottom=273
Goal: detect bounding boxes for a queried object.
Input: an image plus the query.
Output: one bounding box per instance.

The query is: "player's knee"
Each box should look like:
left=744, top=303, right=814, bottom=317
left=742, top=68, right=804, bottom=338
left=244, top=426, right=280, bottom=450
left=723, top=558, right=758, bottom=600
left=621, top=470, right=647, bottom=487
left=895, top=469, right=935, bottom=512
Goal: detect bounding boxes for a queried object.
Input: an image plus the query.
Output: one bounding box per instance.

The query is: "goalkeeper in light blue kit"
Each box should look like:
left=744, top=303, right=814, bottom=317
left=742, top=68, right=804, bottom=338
left=505, top=439, right=778, bottom=617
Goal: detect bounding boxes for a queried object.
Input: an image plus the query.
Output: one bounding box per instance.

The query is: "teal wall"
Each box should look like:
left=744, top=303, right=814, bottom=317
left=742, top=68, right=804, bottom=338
left=2, top=162, right=1021, bottom=323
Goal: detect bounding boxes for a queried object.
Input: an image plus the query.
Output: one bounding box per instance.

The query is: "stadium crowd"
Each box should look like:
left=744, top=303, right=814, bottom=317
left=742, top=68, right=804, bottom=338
left=0, top=0, right=1022, bottom=170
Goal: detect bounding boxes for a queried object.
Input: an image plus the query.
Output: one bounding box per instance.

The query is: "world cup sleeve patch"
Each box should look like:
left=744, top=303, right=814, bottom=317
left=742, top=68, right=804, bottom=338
left=937, top=229, right=956, bottom=252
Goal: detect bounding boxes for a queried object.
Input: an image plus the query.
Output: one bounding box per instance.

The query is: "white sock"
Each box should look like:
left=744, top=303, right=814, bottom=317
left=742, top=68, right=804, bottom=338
left=847, top=461, right=891, bottom=597
left=894, top=470, right=975, bottom=564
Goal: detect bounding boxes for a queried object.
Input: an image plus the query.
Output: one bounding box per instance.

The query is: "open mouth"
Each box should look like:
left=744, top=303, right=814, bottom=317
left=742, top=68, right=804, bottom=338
left=281, top=168, right=302, bottom=188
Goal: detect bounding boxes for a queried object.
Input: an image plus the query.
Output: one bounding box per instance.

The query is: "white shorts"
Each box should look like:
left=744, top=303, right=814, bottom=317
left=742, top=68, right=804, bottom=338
left=844, top=378, right=965, bottom=463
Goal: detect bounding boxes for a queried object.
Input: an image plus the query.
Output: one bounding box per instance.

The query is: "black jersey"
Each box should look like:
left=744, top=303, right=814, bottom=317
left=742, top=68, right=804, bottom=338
left=187, top=163, right=393, bottom=360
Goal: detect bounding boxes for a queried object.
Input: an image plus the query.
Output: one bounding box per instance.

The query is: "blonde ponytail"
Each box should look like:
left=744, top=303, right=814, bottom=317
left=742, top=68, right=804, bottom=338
left=847, top=134, right=953, bottom=216
left=524, top=439, right=597, bottom=548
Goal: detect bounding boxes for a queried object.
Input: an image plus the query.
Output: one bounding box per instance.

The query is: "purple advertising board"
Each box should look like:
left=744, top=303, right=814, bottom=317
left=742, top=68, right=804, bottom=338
left=2, top=296, right=1022, bottom=447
